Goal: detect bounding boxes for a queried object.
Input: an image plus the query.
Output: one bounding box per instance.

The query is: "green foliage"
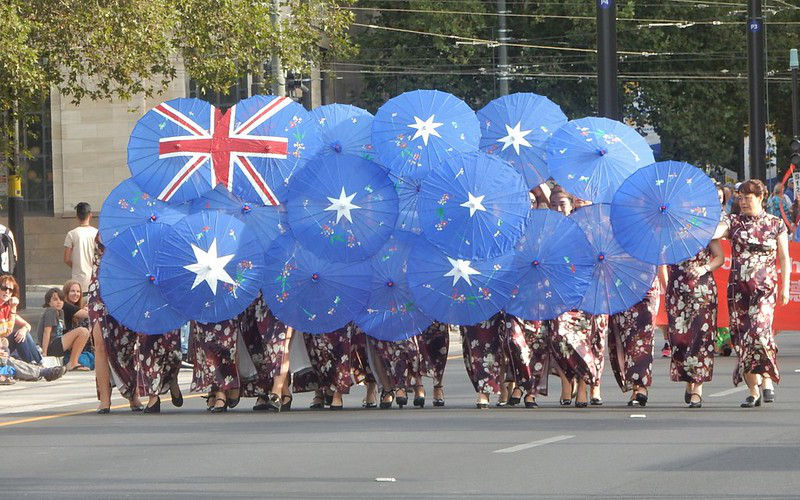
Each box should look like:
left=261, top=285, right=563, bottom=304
left=348, top=0, right=800, bottom=177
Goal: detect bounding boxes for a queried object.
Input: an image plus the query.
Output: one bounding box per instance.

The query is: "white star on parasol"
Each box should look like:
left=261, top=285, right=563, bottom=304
left=183, top=238, right=236, bottom=295
left=497, top=121, right=533, bottom=155
left=460, top=192, right=487, bottom=217
left=407, top=115, right=443, bottom=146
left=443, top=257, right=481, bottom=286
left=324, top=186, right=361, bottom=224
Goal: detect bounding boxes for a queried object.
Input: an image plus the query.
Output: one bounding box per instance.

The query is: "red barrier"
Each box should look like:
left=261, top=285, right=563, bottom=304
left=656, top=240, right=800, bottom=331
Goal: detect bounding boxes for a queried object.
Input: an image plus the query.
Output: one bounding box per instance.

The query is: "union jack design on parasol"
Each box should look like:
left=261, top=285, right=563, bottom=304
left=154, top=97, right=293, bottom=205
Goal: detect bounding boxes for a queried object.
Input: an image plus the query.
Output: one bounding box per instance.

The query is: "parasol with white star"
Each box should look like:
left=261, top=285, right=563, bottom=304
left=287, top=153, right=399, bottom=263
left=418, top=151, right=530, bottom=259
left=407, top=236, right=517, bottom=326
left=477, top=92, right=568, bottom=189
left=156, top=210, right=266, bottom=323
left=372, top=89, right=480, bottom=179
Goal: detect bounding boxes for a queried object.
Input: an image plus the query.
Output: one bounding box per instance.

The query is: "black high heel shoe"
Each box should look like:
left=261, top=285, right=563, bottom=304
left=395, top=390, right=408, bottom=408
left=96, top=407, right=111, bottom=415
left=280, top=394, right=293, bottom=411
left=476, top=394, right=490, bottom=409
left=227, top=394, right=241, bottom=409
left=143, top=397, right=161, bottom=414
left=627, top=391, right=648, bottom=407
left=413, top=389, right=425, bottom=408
left=253, top=393, right=281, bottom=412
left=740, top=393, right=762, bottom=408
left=688, top=393, right=703, bottom=409
left=559, top=399, right=572, bottom=406
left=432, top=385, right=445, bottom=407
left=310, top=392, right=324, bottom=409
left=590, top=398, right=603, bottom=406
left=209, top=397, right=228, bottom=413
left=324, top=393, right=334, bottom=406
left=508, top=387, right=523, bottom=407
left=524, top=396, right=538, bottom=408
left=170, top=383, right=183, bottom=408
left=379, top=389, right=394, bottom=409
left=762, top=388, right=775, bottom=403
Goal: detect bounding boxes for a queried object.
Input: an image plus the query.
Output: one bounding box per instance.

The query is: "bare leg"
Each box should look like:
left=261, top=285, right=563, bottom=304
left=61, top=327, right=90, bottom=369
left=270, top=328, right=293, bottom=396
left=556, top=366, right=572, bottom=401
left=744, top=372, right=760, bottom=398
left=575, top=379, right=588, bottom=404
left=91, top=323, right=112, bottom=410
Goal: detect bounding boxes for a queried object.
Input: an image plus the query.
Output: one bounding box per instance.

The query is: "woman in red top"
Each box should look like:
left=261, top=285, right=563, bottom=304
left=0, top=274, right=39, bottom=364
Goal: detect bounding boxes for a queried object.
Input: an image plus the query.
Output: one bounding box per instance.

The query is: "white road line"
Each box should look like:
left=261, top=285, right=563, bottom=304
left=709, top=386, right=747, bottom=398
left=493, top=435, right=575, bottom=454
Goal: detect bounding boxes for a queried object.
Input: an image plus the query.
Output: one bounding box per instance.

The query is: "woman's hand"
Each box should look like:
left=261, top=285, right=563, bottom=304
left=779, top=288, right=790, bottom=307
left=9, top=297, right=19, bottom=308
left=13, top=329, right=26, bottom=343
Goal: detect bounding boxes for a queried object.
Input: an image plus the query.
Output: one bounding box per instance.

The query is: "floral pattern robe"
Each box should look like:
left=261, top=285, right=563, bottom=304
left=461, top=314, right=504, bottom=395
left=500, top=315, right=550, bottom=396
left=135, top=331, right=181, bottom=398
left=417, top=322, right=449, bottom=386
left=727, top=212, right=786, bottom=386
left=190, top=319, right=239, bottom=393
left=549, top=311, right=608, bottom=387
left=666, top=248, right=717, bottom=383
left=367, top=334, right=421, bottom=391
left=238, top=296, right=290, bottom=398
left=87, top=239, right=137, bottom=400
left=302, top=326, right=356, bottom=394
left=609, top=283, right=660, bottom=392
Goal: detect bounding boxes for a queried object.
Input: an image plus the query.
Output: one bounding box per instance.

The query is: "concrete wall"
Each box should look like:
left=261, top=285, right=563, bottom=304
left=0, top=215, right=83, bottom=286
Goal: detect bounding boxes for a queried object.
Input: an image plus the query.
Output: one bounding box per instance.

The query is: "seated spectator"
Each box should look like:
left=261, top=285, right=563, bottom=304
left=0, top=337, right=67, bottom=384
left=37, top=288, right=90, bottom=371
left=62, top=280, right=89, bottom=330
left=0, top=274, right=41, bottom=364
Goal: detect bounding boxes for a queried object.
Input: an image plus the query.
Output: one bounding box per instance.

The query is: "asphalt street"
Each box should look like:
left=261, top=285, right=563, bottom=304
left=2, top=332, right=799, bottom=499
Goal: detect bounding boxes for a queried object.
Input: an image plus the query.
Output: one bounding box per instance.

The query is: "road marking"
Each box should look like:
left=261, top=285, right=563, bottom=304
left=492, top=434, right=574, bottom=454
left=709, top=386, right=747, bottom=398
left=447, top=354, right=461, bottom=360
left=0, top=394, right=203, bottom=428
left=375, top=478, right=396, bottom=482
left=630, top=414, right=646, bottom=418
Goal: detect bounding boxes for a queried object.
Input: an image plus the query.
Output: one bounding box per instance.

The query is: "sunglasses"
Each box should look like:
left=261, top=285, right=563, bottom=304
left=0, top=285, right=14, bottom=293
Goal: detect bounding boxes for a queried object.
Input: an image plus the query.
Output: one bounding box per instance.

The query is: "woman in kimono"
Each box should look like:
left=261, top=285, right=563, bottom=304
left=417, top=322, right=450, bottom=407
left=136, top=330, right=183, bottom=413
left=501, top=315, right=549, bottom=408
left=88, top=235, right=143, bottom=414
left=715, top=179, right=790, bottom=407
left=665, top=186, right=725, bottom=408
left=461, top=314, right=505, bottom=408
left=366, top=332, right=420, bottom=409
left=547, top=188, right=608, bottom=407
left=191, top=318, right=240, bottom=413
left=238, top=294, right=293, bottom=412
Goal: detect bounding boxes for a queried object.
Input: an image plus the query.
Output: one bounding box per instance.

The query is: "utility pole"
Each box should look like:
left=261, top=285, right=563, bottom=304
left=596, top=0, right=619, bottom=119
left=270, top=0, right=286, bottom=97
left=747, top=0, right=767, bottom=181
left=497, top=0, right=510, bottom=96
left=8, top=100, right=25, bottom=309
left=791, top=48, right=798, bottom=138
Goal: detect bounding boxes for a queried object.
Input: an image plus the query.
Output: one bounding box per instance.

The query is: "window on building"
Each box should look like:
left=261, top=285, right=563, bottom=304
left=21, top=97, right=53, bottom=214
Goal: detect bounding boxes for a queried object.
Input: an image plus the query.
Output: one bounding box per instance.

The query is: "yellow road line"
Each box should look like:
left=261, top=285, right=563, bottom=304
left=447, top=354, right=462, bottom=360
left=0, top=394, right=203, bottom=428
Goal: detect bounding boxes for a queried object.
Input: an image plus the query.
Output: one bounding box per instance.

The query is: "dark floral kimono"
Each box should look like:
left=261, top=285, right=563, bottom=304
left=500, top=315, right=550, bottom=396
left=190, top=319, right=239, bottom=393
left=609, top=281, right=660, bottom=392
left=367, top=334, right=421, bottom=391
left=727, top=212, right=786, bottom=386
left=417, top=322, right=449, bottom=386
left=549, top=311, right=608, bottom=387
left=461, top=314, right=504, bottom=395
left=667, top=248, right=717, bottom=383
left=238, top=295, right=290, bottom=398
left=135, top=331, right=181, bottom=397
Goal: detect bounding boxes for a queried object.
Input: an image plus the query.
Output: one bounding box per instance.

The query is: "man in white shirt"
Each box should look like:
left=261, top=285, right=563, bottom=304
left=63, top=202, right=98, bottom=293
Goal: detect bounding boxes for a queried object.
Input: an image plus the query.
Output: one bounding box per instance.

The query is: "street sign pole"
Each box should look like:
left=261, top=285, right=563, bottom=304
left=597, top=0, right=619, bottom=120
left=747, top=0, right=767, bottom=181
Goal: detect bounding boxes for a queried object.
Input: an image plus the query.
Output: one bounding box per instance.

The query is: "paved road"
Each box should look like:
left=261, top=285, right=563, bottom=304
left=2, top=332, right=799, bottom=498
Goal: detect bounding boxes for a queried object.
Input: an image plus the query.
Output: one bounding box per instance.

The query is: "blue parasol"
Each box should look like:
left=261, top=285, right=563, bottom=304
left=355, top=231, right=433, bottom=341
left=417, top=151, right=529, bottom=259
left=128, top=98, right=215, bottom=204
left=99, top=178, right=188, bottom=243
left=155, top=210, right=265, bottom=323
left=477, top=92, right=568, bottom=189
left=261, top=234, right=372, bottom=334
left=406, top=236, right=516, bottom=326
left=98, top=223, right=188, bottom=334
left=372, top=89, right=480, bottom=179
left=311, top=103, right=375, bottom=160
left=287, top=153, right=398, bottom=262
left=190, top=185, right=285, bottom=253
left=392, top=173, right=423, bottom=234
left=546, top=117, right=654, bottom=203
left=570, top=203, right=658, bottom=315
left=610, top=161, right=722, bottom=265
left=504, top=209, right=595, bottom=321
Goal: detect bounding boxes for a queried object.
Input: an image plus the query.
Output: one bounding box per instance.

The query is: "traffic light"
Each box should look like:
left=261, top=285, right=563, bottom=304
left=792, top=137, right=800, bottom=167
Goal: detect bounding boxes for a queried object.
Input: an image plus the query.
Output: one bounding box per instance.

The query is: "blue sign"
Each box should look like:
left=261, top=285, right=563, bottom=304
left=749, top=19, right=761, bottom=32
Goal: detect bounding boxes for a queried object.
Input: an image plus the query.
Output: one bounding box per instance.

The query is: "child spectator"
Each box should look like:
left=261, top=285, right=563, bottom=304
left=37, top=288, right=91, bottom=370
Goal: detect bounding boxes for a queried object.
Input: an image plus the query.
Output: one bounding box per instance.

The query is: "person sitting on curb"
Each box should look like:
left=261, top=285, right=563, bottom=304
left=38, top=288, right=91, bottom=371
left=0, top=338, right=67, bottom=384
